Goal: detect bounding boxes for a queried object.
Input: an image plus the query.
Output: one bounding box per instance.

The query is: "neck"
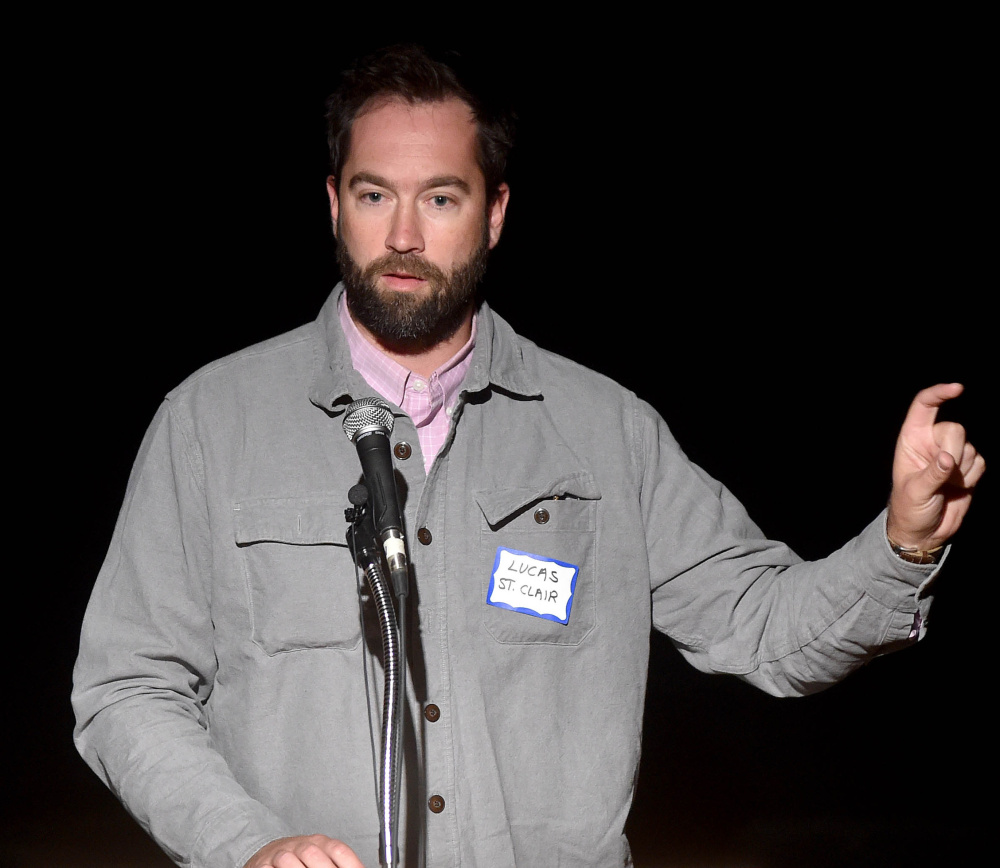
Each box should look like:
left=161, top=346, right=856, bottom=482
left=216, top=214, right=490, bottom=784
left=351, top=306, right=475, bottom=378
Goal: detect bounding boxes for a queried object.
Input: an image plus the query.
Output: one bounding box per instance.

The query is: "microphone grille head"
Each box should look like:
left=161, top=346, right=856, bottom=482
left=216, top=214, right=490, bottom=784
left=343, top=397, right=395, bottom=441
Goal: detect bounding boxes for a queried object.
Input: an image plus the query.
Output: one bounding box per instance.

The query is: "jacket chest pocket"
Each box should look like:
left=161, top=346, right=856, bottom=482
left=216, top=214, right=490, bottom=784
left=477, top=472, right=601, bottom=646
left=234, top=496, right=361, bottom=654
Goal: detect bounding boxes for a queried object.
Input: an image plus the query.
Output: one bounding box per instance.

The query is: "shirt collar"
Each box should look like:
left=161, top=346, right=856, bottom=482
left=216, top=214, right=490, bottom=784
left=337, top=291, right=477, bottom=409
left=309, top=284, right=541, bottom=414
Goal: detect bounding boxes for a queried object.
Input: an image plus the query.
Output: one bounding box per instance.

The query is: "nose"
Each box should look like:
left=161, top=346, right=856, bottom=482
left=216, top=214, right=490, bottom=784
left=386, top=203, right=424, bottom=254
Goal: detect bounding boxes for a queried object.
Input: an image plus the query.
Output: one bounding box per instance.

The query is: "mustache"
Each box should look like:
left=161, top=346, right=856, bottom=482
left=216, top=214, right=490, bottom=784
left=362, top=251, right=447, bottom=284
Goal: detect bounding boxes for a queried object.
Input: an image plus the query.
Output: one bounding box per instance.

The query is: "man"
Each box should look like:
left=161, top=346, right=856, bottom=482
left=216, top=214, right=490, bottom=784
left=73, top=45, right=984, bottom=868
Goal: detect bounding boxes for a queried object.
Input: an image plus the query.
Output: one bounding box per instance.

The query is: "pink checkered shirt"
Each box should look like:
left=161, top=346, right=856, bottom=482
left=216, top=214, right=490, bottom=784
left=339, top=293, right=476, bottom=473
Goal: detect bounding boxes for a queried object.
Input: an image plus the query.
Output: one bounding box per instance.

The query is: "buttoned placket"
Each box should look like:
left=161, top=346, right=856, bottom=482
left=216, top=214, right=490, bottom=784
left=408, top=409, right=463, bottom=866
left=370, top=394, right=473, bottom=866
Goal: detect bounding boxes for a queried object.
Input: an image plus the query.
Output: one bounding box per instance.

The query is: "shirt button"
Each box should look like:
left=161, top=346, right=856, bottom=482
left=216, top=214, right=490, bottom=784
left=428, top=795, right=446, bottom=814
left=424, top=704, right=441, bottom=723
left=393, top=441, right=412, bottom=460
left=417, top=527, right=433, bottom=545
left=533, top=507, right=550, bottom=524
left=411, top=379, right=427, bottom=393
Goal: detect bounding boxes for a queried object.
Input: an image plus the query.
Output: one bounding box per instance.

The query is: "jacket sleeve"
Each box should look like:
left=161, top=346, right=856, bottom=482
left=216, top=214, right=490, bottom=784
left=72, top=401, right=295, bottom=868
left=636, top=398, right=939, bottom=696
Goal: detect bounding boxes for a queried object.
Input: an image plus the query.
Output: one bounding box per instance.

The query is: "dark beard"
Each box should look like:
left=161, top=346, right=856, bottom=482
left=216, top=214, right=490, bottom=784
left=338, top=228, right=489, bottom=354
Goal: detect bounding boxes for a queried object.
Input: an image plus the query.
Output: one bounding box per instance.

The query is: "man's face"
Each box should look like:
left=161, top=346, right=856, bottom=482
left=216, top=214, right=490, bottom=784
left=328, top=97, right=509, bottom=351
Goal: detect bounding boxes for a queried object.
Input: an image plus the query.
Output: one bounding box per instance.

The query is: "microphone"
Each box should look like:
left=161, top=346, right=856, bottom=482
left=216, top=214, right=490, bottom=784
left=343, top=397, right=409, bottom=596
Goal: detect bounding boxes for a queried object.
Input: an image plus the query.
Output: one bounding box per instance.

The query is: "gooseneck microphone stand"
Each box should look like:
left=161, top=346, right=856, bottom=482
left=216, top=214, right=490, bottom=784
left=346, top=488, right=405, bottom=867
left=343, top=398, right=410, bottom=868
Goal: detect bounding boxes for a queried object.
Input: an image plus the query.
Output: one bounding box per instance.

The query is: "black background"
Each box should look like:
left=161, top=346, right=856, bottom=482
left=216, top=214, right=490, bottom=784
left=9, top=14, right=993, bottom=868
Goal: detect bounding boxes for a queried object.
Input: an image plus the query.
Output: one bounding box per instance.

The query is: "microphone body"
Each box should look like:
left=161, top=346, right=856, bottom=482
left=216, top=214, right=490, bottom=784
left=343, top=398, right=409, bottom=596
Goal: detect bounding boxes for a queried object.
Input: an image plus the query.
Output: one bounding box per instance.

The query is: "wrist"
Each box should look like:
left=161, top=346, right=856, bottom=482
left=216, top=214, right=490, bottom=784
left=887, top=535, right=945, bottom=565
left=885, top=507, right=946, bottom=564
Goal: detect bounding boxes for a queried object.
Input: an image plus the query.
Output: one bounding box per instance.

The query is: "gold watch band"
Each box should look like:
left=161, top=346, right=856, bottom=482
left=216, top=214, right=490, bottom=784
left=888, top=537, right=945, bottom=565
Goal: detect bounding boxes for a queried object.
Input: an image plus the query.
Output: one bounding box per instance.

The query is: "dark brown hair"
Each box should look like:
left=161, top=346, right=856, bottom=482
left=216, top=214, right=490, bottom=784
left=325, top=44, right=515, bottom=203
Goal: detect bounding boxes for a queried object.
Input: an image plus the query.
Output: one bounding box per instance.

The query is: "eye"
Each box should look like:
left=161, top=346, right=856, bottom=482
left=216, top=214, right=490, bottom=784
left=430, top=195, right=452, bottom=208
left=361, top=191, right=383, bottom=204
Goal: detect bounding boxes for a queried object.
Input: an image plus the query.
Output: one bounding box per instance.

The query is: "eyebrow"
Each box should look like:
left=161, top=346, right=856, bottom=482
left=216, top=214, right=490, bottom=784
left=347, top=172, right=472, bottom=195
left=422, top=175, right=472, bottom=194
left=347, top=172, right=396, bottom=192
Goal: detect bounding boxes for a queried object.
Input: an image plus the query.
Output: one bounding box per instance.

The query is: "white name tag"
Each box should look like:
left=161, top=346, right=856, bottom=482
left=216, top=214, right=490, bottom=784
left=487, top=547, right=580, bottom=624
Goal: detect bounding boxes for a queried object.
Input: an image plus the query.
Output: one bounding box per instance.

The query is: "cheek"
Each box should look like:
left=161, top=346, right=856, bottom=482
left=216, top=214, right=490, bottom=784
left=437, top=221, right=485, bottom=265
left=340, top=218, right=382, bottom=258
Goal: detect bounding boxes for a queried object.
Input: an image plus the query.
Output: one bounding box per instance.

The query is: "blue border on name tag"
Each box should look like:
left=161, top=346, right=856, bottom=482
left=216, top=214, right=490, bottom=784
left=486, top=546, right=580, bottom=625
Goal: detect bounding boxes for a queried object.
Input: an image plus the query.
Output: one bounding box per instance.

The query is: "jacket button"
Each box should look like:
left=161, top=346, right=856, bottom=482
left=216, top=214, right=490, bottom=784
left=428, top=794, right=446, bottom=813
left=424, top=704, right=441, bottom=722
left=533, top=507, right=550, bottom=524
left=393, top=441, right=412, bottom=460
left=417, top=527, right=433, bottom=545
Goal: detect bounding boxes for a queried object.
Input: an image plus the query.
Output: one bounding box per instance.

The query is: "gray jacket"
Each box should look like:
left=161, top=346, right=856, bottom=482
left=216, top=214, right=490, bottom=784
left=73, top=286, right=938, bottom=867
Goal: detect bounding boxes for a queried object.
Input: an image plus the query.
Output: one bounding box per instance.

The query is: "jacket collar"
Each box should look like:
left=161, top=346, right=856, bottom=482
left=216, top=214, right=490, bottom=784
left=309, top=284, right=542, bottom=415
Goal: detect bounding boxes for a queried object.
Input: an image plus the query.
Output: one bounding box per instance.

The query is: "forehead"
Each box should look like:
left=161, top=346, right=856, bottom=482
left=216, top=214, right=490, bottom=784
left=344, top=97, right=483, bottom=189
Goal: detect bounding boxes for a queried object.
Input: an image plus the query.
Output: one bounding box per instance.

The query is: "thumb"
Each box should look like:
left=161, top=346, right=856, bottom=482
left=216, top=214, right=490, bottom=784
left=912, top=449, right=955, bottom=498
left=935, top=449, right=956, bottom=476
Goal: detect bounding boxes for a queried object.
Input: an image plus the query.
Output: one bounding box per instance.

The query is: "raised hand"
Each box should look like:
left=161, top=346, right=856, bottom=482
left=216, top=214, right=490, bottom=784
left=886, top=383, right=985, bottom=553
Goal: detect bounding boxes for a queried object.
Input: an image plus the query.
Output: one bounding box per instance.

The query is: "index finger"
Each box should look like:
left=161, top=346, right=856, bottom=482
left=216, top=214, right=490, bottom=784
left=901, top=382, right=964, bottom=431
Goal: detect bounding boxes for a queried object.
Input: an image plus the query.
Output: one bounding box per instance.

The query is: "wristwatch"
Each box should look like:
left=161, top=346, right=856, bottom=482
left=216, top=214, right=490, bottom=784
left=888, top=538, right=945, bottom=565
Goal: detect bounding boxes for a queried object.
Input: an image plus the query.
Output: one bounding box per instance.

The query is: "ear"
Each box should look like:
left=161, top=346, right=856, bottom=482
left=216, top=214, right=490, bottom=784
left=326, top=176, right=340, bottom=237
left=487, top=183, right=510, bottom=249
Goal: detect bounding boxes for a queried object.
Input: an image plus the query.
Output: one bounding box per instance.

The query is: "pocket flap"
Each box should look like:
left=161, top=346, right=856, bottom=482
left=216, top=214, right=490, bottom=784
left=474, top=471, right=601, bottom=528
left=233, top=496, right=348, bottom=546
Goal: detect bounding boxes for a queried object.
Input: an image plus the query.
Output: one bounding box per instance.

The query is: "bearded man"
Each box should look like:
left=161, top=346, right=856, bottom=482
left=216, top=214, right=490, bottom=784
left=72, top=44, right=984, bottom=868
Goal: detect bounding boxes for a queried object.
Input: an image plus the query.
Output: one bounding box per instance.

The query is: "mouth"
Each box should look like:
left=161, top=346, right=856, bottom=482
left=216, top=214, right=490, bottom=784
left=380, top=271, right=429, bottom=291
